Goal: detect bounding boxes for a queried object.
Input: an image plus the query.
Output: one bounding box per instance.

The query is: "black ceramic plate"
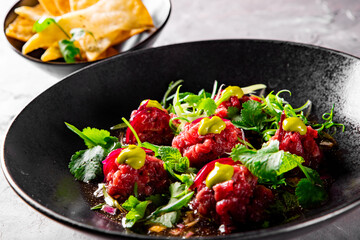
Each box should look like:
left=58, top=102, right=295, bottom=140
left=3, top=0, right=171, bottom=76
left=2, top=40, right=360, bottom=239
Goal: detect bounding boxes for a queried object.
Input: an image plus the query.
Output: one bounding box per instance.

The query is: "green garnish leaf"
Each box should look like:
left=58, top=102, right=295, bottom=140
left=70, top=28, right=95, bottom=41
left=197, top=98, right=217, bottom=116
left=91, top=203, right=105, bottom=210
left=230, top=140, right=304, bottom=184
left=148, top=211, right=180, bottom=228
left=149, top=182, right=193, bottom=219
left=295, top=166, right=328, bottom=208
left=158, top=146, right=195, bottom=187
left=122, top=196, right=150, bottom=228
left=33, top=17, right=56, bottom=32
left=65, top=122, right=118, bottom=149
left=59, top=39, right=81, bottom=63
left=295, top=178, right=327, bottom=208
left=69, top=145, right=106, bottom=182
left=227, top=106, right=240, bottom=119
left=232, top=100, right=267, bottom=132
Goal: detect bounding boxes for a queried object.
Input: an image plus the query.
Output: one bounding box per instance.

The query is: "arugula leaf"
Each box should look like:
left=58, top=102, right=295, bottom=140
left=230, top=140, right=304, bottom=184
left=149, top=182, right=193, bottom=220
left=65, top=122, right=118, bottom=149
left=59, top=39, right=81, bottom=63
left=295, top=166, right=328, bottom=208
left=69, top=145, right=106, bottom=182
left=122, top=196, right=150, bottom=228
left=232, top=100, right=267, bottom=132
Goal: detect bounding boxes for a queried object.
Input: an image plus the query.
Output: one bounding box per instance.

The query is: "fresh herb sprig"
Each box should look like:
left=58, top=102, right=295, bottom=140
left=33, top=17, right=95, bottom=63
left=231, top=140, right=328, bottom=208
left=65, top=122, right=121, bottom=182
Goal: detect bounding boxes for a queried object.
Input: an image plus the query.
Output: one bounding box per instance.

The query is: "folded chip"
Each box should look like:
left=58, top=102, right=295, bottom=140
left=69, top=0, right=99, bottom=11
left=54, top=0, right=71, bottom=15
left=15, top=4, right=47, bottom=21
left=23, top=0, right=154, bottom=57
left=5, top=16, right=35, bottom=42
left=38, top=0, right=61, bottom=16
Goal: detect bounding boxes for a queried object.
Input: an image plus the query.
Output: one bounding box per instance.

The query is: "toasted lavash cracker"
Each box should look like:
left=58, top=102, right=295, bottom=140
left=54, top=0, right=71, bottom=15
left=41, top=42, right=63, bottom=61
left=41, top=40, right=86, bottom=62
left=22, top=0, right=154, bottom=55
left=38, top=0, right=61, bottom=16
left=69, top=0, right=99, bottom=11
left=5, top=16, right=35, bottom=42
left=15, top=4, right=47, bottom=21
left=79, top=28, right=148, bottom=61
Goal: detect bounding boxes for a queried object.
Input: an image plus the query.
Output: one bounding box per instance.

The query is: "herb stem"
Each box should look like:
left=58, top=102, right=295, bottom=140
left=122, top=117, right=142, bottom=147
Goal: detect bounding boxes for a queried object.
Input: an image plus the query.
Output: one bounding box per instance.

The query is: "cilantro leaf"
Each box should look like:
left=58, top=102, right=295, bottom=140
left=183, top=94, right=201, bottom=106
left=65, top=122, right=118, bottom=149
left=148, top=211, right=180, bottom=228
left=230, top=140, right=304, bottom=184
left=295, top=166, right=328, bottom=208
left=33, top=17, right=56, bottom=32
left=227, top=106, right=240, bottom=119
left=296, top=179, right=327, bottom=208
left=122, top=196, right=150, bottom=228
left=59, top=39, right=81, bottom=63
left=198, top=98, right=217, bottom=116
left=232, top=100, right=267, bottom=132
left=68, top=145, right=106, bottom=182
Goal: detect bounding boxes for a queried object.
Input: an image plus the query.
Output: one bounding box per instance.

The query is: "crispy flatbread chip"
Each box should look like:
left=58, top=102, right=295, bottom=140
left=69, top=0, right=99, bottom=11
left=14, top=4, right=47, bottom=21
left=5, top=16, right=35, bottom=42
left=54, top=0, right=70, bottom=15
left=41, top=42, right=62, bottom=62
left=38, top=0, right=61, bottom=16
left=23, top=0, right=154, bottom=55
left=95, top=47, right=118, bottom=60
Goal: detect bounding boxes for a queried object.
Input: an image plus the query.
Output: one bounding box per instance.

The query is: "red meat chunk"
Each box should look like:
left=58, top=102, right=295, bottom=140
left=190, top=165, right=273, bottom=233
left=272, top=121, right=323, bottom=168
left=125, top=105, right=174, bottom=145
left=102, top=148, right=169, bottom=201
left=172, top=120, right=244, bottom=168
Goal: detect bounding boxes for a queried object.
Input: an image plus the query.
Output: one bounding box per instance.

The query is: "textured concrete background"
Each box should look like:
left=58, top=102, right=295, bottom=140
left=1, top=0, right=360, bottom=239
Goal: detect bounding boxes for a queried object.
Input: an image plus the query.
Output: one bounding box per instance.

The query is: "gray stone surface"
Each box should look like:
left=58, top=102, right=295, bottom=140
left=1, top=0, right=360, bottom=239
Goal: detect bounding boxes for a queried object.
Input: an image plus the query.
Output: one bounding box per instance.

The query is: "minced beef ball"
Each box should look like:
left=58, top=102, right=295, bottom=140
left=271, top=116, right=323, bottom=168
left=102, top=148, right=169, bottom=201
left=125, top=105, right=174, bottom=145
left=172, top=119, right=245, bottom=168
left=190, top=164, right=274, bottom=233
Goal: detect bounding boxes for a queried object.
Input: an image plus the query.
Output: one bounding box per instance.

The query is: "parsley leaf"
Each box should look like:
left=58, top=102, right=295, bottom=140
left=232, top=100, right=267, bottom=132
left=122, top=196, right=150, bottom=228
left=231, top=140, right=304, bottom=184
left=68, top=145, right=106, bottom=182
